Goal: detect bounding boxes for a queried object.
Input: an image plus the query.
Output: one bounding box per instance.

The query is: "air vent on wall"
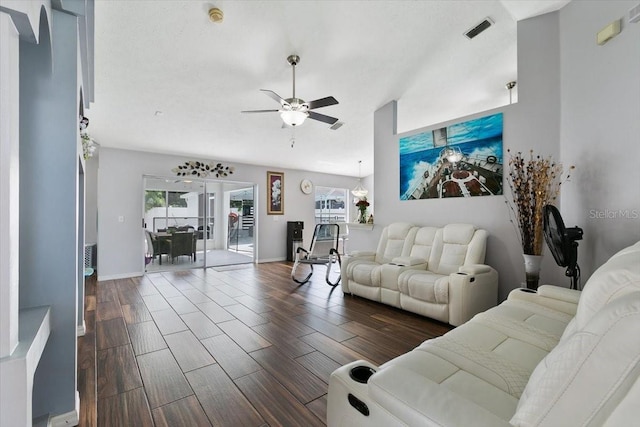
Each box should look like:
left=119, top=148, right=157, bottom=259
left=630, top=3, right=640, bottom=23
left=465, top=17, right=494, bottom=39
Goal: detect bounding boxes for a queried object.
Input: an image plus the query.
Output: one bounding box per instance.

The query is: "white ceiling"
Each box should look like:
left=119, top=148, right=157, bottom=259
left=90, top=0, right=570, bottom=177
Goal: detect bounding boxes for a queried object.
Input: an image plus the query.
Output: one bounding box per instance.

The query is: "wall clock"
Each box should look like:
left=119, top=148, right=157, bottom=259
left=300, top=179, right=313, bottom=195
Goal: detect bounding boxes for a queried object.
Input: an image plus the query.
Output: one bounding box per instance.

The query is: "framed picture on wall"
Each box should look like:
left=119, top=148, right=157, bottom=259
left=399, top=112, right=503, bottom=200
left=267, top=171, right=284, bottom=215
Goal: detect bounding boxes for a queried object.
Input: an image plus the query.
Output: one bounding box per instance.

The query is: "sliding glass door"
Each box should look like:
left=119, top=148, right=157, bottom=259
left=143, top=177, right=205, bottom=271
left=143, top=176, right=255, bottom=272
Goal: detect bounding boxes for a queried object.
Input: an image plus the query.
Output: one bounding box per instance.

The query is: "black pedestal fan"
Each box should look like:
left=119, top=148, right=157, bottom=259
left=543, top=205, right=584, bottom=290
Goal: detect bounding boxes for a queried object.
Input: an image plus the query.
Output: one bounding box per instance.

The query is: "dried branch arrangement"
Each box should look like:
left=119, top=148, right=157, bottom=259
left=506, top=149, right=574, bottom=255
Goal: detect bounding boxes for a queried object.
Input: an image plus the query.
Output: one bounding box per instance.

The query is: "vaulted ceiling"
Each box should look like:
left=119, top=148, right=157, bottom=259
left=89, top=0, right=570, bottom=177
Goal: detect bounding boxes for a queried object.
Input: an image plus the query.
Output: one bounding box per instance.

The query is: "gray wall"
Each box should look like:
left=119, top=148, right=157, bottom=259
left=373, top=2, right=639, bottom=300
left=97, top=147, right=364, bottom=279
left=19, top=9, right=81, bottom=419
left=558, top=0, right=640, bottom=277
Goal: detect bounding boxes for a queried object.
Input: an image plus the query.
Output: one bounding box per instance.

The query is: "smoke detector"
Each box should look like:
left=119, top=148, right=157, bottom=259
left=209, top=7, right=223, bottom=23
left=464, top=17, right=493, bottom=39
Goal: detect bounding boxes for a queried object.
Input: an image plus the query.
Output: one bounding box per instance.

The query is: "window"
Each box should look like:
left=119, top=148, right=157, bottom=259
left=315, top=186, right=348, bottom=223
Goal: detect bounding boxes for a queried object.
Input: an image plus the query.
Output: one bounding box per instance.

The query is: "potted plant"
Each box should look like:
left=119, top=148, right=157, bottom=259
left=506, top=149, right=573, bottom=289
left=355, top=198, right=370, bottom=224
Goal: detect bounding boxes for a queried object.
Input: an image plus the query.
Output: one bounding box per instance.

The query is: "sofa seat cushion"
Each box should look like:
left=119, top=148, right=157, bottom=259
left=349, top=261, right=382, bottom=287
left=370, top=362, right=515, bottom=426
left=511, top=292, right=640, bottom=427
left=483, top=299, right=572, bottom=341
left=398, top=270, right=449, bottom=304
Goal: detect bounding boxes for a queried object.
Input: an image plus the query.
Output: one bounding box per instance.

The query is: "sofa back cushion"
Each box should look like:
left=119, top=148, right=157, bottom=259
left=375, top=223, right=417, bottom=264
left=570, top=241, right=640, bottom=333
left=408, top=227, right=439, bottom=262
left=429, top=224, right=487, bottom=275
left=511, top=291, right=640, bottom=427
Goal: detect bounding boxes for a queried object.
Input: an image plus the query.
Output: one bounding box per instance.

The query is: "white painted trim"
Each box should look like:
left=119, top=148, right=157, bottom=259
left=76, top=321, right=85, bottom=337
left=347, top=222, right=375, bottom=231
left=97, top=271, right=142, bottom=281
left=48, top=390, right=79, bottom=427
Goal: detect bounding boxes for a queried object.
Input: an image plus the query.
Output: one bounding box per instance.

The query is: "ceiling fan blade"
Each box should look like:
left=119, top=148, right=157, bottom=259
left=241, top=109, right=280, bottom=113
left=308, top=111, right=339, bottom=125
left=260, top=89, right=289, bottom=106
left=307, top=96, right=339, bottom=110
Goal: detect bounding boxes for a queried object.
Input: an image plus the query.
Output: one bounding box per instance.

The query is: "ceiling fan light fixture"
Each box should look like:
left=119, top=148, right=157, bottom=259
left=280, top=110, right=308, bottom=127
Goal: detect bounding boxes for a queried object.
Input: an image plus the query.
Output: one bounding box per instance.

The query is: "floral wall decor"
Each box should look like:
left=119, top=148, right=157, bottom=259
left=267, top=171, right=284, bottom=215
left=172, top=161, right=235, bottom=178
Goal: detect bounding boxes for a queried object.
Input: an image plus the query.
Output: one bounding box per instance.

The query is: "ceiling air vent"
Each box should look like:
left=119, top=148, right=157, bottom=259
left=464, top=17, right=494, bottom=39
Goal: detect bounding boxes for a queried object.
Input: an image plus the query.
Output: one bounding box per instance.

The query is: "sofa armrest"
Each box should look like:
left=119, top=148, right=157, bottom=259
left=459, top=264, right=492, bottom=275
left=537, top=285, right=581, bottom=305
left=349, top=250, right=376, bottom=259
left=391, top=256, right=427, bottom=267
left=448, top=265, right=499, bottom=327
left=507, top=285, right=580, bottom=316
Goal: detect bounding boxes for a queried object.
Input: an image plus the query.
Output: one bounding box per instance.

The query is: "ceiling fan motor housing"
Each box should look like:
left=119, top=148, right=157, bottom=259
left=241, top=54, right=340, bottom=127
left=287, top=55, right=300, bottom=66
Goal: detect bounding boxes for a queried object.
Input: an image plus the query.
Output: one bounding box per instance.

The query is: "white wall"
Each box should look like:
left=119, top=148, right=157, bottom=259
left=97, top=147, right=362, bottom=280
left=84, top=155, right=98, bottom=244
left=558, top=0, right=640, bottom=277
left=373, top=3, right=638, bottom=300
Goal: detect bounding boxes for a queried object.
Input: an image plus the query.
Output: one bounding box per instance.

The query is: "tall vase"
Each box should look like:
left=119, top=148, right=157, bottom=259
left=523, top=254, right=543, bottom=290
left=358, top=209, right=367, bottom=224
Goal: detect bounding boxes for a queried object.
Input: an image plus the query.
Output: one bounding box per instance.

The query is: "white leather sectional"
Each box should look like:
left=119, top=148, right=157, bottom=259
left=341, top=222, right=499, bottom=326
left=328, top=240, right=640, bottom=426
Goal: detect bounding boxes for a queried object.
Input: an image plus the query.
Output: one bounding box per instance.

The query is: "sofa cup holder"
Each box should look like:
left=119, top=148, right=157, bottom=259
left=349, top=366, right=376, bottom=384
left=519, top=288, right=537, bottom=294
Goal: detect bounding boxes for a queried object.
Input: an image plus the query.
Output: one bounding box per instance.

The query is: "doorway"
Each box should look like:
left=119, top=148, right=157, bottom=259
left=143, top=176, right=255, bottom=272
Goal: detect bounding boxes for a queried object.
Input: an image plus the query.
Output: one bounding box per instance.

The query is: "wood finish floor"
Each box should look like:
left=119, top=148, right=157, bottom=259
left=79, top=262, right=452, bottom=426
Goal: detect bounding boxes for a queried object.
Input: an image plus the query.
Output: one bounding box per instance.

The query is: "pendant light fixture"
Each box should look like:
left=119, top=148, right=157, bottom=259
left=506, top=81, right=516, bottom=104
left=351, top=160, right=368, bottom=199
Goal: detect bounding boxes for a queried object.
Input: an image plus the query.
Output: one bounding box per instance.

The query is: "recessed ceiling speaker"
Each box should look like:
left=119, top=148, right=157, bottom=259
left=464, top=17, right=493, bottom=39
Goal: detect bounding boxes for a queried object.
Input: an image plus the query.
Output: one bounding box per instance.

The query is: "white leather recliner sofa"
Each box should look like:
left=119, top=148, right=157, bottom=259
left=341, top=222, right=498, bottom=326
left=328, top=240, right=640, bottom=427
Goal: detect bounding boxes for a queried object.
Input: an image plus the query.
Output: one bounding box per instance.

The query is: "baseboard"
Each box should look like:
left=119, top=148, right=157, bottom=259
left=97, top=271, right=142, bottom=281
left=48, top=391, right=79, bottom=427
left=256, top=257, right=286, bottom=263
left=76, top=321, right=86, bottom=337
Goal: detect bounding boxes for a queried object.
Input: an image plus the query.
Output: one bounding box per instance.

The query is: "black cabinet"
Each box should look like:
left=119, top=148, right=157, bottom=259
left=286, top=221, right=304, bottom=262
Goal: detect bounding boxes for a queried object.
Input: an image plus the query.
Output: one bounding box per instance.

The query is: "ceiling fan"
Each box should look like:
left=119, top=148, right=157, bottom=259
left=242, top=54, right=340, bottom=128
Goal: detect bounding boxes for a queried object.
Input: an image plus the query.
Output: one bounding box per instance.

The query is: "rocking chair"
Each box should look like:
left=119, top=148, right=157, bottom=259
left=291, top=223, right=341, bottom=287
